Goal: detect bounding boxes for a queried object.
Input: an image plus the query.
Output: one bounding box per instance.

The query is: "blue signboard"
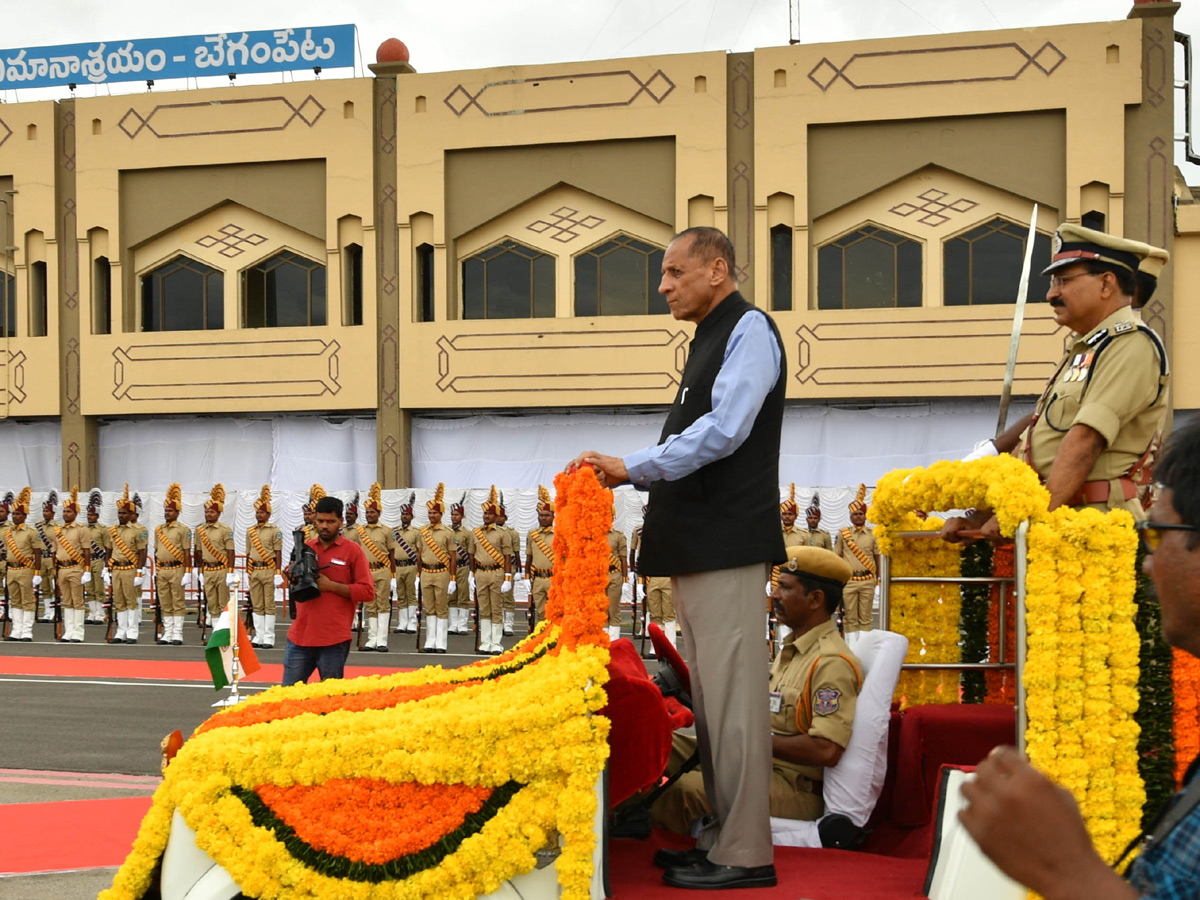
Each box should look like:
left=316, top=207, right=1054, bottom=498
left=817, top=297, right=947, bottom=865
left=0, top=25, right=356, bottom=91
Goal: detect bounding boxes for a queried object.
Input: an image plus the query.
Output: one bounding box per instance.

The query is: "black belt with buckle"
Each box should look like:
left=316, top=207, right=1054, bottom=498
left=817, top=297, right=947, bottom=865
left=476, top=564, right=501, bottom=571
left=369, top=563, right=388, bottom=570
left=396, top=561, right=415, bottom=567
left=422, top=563, right=446, bottom=572
left=158, top=561, right=183, bottom=568
left=249, top=561, right=274, bottom=568
left=531, top=568, right=553, bottom=577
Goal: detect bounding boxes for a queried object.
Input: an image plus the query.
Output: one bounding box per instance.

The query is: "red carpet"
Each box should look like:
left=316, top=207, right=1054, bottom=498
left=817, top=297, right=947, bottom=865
left=0, top=796, right=154, bottom=874
left=0, top=656, right=410, bottom=683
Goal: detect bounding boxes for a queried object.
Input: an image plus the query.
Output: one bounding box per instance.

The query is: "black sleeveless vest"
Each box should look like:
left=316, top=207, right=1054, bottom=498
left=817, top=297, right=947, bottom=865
left=638, top=292, right=787, bottom=576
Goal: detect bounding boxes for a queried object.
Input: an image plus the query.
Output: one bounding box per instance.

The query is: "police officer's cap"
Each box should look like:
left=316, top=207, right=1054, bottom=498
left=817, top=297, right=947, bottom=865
left=781, top=546, right=853, bottom=585
left=1042, top=223, right=1168, bottom=277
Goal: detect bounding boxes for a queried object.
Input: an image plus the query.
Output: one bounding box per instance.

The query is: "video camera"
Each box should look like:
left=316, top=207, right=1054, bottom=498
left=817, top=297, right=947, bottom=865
left=288, top=529, right=322, bottom=603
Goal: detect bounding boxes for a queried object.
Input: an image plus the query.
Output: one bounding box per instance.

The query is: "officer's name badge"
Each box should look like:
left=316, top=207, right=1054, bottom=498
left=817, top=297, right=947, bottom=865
left=769, top=690, right=783, bottom=714
left=814, top=687, right=841, bottom=716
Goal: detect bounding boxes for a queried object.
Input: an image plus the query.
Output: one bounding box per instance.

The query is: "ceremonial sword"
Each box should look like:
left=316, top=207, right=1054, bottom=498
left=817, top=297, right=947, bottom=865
left=996, top=203, right=1039, bottom=437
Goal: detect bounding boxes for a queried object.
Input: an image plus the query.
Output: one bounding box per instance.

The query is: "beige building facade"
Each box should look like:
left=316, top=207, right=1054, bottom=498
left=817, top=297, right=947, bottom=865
left=0, top=1, right=1192, bottom=488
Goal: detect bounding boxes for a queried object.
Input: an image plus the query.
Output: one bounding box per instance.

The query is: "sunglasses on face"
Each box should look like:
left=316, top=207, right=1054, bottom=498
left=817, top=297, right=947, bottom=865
left=1137, top=520, right=1199, bottom=552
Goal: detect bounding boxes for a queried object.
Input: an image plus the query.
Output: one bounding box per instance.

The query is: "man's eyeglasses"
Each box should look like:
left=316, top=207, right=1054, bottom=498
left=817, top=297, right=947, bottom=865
left=1137, top=520, right=1199, bottom=552
left=1049, top=272, right=1097, bottom=289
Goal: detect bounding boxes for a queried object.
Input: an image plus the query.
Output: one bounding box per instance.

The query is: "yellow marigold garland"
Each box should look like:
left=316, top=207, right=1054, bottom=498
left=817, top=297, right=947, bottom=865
left=870, top=457, right=1143, bottom=864
left=100, top=467, right=614, bottom=900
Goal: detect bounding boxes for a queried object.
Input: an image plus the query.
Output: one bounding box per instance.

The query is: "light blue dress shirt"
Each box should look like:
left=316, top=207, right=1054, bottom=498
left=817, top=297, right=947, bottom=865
left=625, top=309, right=782, bottom=488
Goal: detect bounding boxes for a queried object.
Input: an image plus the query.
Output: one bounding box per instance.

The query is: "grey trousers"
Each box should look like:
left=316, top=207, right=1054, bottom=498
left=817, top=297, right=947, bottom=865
left=673, top=562, right=774, bottom=868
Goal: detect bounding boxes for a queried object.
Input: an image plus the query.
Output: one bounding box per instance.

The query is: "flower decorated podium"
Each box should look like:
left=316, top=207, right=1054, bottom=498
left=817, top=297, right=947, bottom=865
left=869, top=456, right=1145, bottom=869
left=100, top=468, right=616, bottom=900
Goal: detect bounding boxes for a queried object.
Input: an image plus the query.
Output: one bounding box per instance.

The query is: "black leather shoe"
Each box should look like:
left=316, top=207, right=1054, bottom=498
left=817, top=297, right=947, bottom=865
left=376, top=646, right=389, bottom=652
left=653, top=847, right=707, bottom=870
left=663, top=862, right=777, bottom=890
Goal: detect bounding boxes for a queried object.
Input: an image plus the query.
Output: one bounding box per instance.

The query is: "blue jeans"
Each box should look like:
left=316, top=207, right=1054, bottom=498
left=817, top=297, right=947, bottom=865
left=282, top=639, right=351, bottom=686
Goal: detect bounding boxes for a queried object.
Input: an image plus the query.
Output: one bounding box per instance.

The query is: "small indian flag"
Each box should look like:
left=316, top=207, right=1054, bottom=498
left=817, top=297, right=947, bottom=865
left=205, top=602, right=262, bottom=690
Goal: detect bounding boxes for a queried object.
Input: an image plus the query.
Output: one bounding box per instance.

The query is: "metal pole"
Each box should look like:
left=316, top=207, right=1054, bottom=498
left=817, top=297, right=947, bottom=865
left=877, top=552, right=890, bottom=631
left=1015, top=520, right=1029, bottom=754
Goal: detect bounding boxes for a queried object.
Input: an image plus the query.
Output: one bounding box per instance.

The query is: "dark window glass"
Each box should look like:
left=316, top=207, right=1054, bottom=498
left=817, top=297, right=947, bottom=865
left=142, top=256, right=224, bottom=332
left=344, top=243, right=363, bottom=326
left=943, top=217, right=1052, bottom=306
left=242, top=250, right=326, bottom=328
left=29, top=261, right=47, bottom=336
left=817, top=225, right=923, bottom=310
left=93, top=257, right=111, bottom=335
left=416, top=243, right=434, bottom=322
left=1, top=272, right=14, bottom=337
left=573, top=234, right=666, bottom=316
left=770, top=225, right=793, bottom=311
left=461, top=239, right=555, bottom=320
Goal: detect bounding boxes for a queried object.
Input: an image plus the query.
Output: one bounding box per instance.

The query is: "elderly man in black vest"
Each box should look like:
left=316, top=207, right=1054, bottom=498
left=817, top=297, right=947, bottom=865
left=573, top=226, right=787, bottom=890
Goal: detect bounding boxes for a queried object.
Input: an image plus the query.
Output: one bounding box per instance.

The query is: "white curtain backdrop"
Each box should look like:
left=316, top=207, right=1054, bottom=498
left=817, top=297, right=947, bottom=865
left=0, top=420, right=62, bottom=487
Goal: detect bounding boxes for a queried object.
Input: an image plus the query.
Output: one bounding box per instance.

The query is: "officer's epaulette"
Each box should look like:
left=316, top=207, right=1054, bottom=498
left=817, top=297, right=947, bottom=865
left=1085, top=328, right=1109, bottom=346
left=1111, top=319, right=1137, bottom=335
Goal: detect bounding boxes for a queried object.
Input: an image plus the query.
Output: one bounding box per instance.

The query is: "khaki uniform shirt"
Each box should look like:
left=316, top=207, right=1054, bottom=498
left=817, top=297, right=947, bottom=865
left=468, top=525, right=513, bottom=569
left=418, top=523, right=457, bottom=569
left=835, top=527, right=878, bottom=580
left=526, top=526, right=555, bottom=575
left=1017, top=306, right=1169, bottom=517
left=109, top=523, right=147, bottom=567
left=798, top=528, right=833, bottom=551
left=246, top=523, right=282, bottom=566
left=194, top=523, right=234, bottom=569
left=501, top=524, right=521, bottom=567
left=5, top=523, right=40, bottom=567
left=154, top=521, right=191, bottom=565
left=393, top=525, right=421, bottom=566
left=342, top=523, right=363, bottom=546
left=86, top=523, right=111, bottom=562
left=771, top=617, right=861, bottom=787
left=356, top=523, right=396, bottom=569
left=53, top=522, right=90, bottom=566
left=35, top=518, right=60, bottom=557
left=606, top=530, right=628, bottom=572
left=450, top=526, right=472, bottom=568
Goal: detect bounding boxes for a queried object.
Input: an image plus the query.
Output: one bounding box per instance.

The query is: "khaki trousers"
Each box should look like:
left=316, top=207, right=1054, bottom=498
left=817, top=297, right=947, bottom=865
left=249, top=568, right=276, bottom=615
left=38, top=558, right=54, bottom=600
left=606, top=571, right=623, bottom=627
left=7, top=568, right=35, bottom=611
left=531, top=576, right=551, bottom=622
left=157, top=566, right=186, bottom=616
left=394, top=566, right=417, bottom=608
left=421, top=570, right=450, bottom=618
left=646, top=576, right=675, bottom=625
left=368, top=568, right=391, bottom=614
left=843, top=579, right=875, bottom=633
left=112, top=568, right=139, bottom=613
left=454, top=566, right=471, bottom=609
left=85, top=560, right=105, bottom=604
left=673, top=562, right=774, bottom=868
left=58, top=564, right=85, bottom=609
left=476, top=568, right=504, bottom=624
left=203, top=572, right=230, bottom=619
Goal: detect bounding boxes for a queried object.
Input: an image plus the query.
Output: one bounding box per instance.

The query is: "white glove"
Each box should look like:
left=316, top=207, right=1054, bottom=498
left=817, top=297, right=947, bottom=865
left=468, top=574, right=477, bottom=591
left=390, top=577, right=397, bottom=593
left=447, top=580, right=458, bottom=595
left=961, top=439, right=999, bottom=462
left=102, top=568, right=111, bottom=586
left=134, top=571, right=144, bottom=587
left=273, top=573, right=284, bottom=588
left=501, top=579, right=512, bottom=594
left=32, top=574, right=42, bottom=588
left=225, top=572, right=238, bottom=588
left=181, top=572, right=192, bottom=588
left=525, top=579, right=532, bottom=590
left=81, top=572, right=92, bottom=585
left=765, top=582, right=773, bottom=597
left=198, top=573, right=205, bottom=588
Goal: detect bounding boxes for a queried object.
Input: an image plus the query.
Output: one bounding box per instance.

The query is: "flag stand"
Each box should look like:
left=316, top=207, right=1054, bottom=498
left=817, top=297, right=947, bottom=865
left=211, top=598, right=247, bottom=708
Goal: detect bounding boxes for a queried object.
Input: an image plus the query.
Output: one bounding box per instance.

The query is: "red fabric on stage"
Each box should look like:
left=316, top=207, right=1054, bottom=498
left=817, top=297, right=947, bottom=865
left=889, top=703, right=1016, bottom=827
left=600, top=638, right=674, bottom=807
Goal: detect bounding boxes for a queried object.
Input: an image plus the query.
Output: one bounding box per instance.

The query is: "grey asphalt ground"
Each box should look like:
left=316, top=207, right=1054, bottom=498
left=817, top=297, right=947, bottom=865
left=0, top=612, right=665, bottom=899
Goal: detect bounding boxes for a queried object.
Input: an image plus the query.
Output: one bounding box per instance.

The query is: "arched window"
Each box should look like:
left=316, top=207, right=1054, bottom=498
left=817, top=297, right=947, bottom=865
left=574, top=234, right=667, bottom=316
left=943, top=217, right=1051, bottom=305
left=243, top=250, right=326, bottom=328
left=141, top=256, right=224, bottom=332
left=817, top=225, right=922, bottom=310
left=462, top=239, right=555, bottom=320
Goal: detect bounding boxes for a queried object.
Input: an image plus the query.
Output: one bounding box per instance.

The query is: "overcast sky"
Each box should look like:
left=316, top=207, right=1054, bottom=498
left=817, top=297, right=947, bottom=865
left=4, top=0, right=1200, bottom=179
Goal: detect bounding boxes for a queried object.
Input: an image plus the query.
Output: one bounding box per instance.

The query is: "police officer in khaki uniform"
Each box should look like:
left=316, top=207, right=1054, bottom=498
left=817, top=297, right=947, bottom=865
left=302, top=485, right=325, bottom=544
left=3, top=488, right=41, bottom=642
left=770, top=485, right=811, bottom=650
left=153, top=484, right=191, bottom=646
left=448, top=495, right=473, bottom=633
left=392, top=493, right=421, bottom=634
left=525, top=486, right=556, bottom=626
left=84, top=491, right=109, bottom=624
left=946, top=226, right=1171, bottom=542
left=194, top=484, right=236, bottom=627
left=467, top=486, right=514, bottom=654
left=343, top=491, right=360, bottom=537
left=800, top=496, right=833, bottom=551
left=834, top=485, right=878, bottom=635
left=0, top=493, right=11, bottom=606
left=109, top=484, right=148, bottom=643
left=495, top=495, right=521, bottom=635
left=34, top=491, right=59, bottom=622
left=604, top=498, right=628, bottom=642
left=418, top=484, right=457, bottom=653
left=52, top=487, right=92, bottom=643
left=356, top=483, right=396, bottom=651
left=652, top=545, right=861, bottom=833
left=246, top=485, right=282, bottom=649
left=630, top=504, right=676, bottom=652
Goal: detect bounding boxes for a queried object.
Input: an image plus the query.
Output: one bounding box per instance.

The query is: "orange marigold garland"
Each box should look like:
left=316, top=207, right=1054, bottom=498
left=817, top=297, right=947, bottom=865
left=1173, top=649, right=1200, bottom=787
left=548, top=464, right=611, bottom=648
left=984, top=544, right=1017, bottom=705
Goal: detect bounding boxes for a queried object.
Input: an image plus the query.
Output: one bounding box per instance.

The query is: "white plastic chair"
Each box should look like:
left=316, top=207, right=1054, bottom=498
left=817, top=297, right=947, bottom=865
left=769, top=629, right=909, bottom=847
